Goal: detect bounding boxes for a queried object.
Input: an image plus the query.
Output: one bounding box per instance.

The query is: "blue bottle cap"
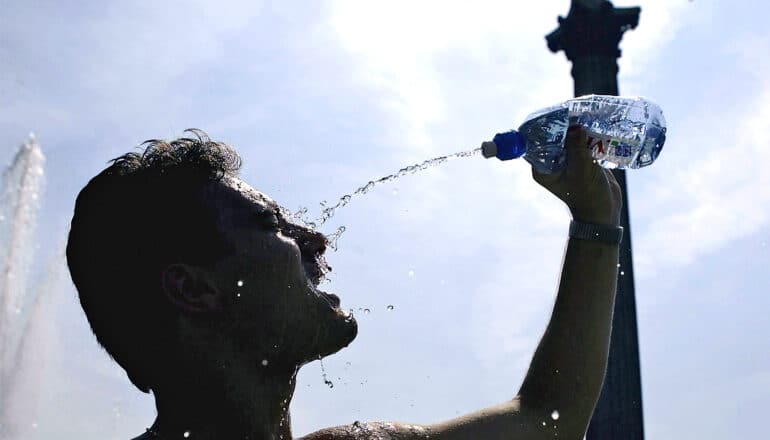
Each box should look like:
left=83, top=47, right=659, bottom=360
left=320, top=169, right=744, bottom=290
left=492, top=130, right=526, bottom=161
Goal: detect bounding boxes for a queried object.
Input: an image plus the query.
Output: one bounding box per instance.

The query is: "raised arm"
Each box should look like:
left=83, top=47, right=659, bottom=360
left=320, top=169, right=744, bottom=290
left=302, top=126, right=623, bottom=440
left=511, top=223, right=620, bottom=436
left=426, top=126, right=623, bottom=440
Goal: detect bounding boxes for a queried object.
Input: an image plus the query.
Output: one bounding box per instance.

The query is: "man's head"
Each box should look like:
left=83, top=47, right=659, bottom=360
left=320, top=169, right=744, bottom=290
left=66, top=130, right=356, bottom=393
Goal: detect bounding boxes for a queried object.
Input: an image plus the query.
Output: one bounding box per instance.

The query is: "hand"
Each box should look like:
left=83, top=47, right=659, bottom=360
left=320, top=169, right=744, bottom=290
left=531, top=125, right=623, bottom=226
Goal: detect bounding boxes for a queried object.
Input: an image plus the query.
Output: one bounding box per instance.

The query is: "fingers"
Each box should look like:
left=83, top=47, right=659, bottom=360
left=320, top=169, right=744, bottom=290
left=564, top=125, right=598, bottom=185
left=532, top=125, right=601, bottom=190
left=532, top=125, right=586, bottom=186
left=531, top=163, right=561, bottom=184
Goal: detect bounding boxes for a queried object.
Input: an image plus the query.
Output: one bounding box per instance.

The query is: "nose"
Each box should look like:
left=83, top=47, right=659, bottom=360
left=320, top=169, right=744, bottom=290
left=296, top=227, right=327, bottom=257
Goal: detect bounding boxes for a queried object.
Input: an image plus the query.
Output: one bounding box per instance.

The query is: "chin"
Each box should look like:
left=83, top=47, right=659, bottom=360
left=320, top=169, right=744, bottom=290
left=295, top=308, right=357, bottom=363
left=318, top=309, right=358, bottom=358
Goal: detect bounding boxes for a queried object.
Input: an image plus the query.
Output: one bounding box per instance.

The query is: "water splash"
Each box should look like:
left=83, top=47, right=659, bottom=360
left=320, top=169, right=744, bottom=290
left=326, top=226, right=346, bottom=252
left=293, top=148, right=481, bottom=229
left=289, top=206, right=316, bottom=229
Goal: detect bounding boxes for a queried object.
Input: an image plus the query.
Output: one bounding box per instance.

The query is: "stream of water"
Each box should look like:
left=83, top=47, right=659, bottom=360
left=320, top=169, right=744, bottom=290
left=292, top=147, right=482, bottom=249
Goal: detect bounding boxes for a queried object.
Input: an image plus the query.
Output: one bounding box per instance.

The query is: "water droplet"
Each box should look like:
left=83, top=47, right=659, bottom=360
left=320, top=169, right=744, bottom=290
left=363, top=308, right=370, bottom=314
left=236, top=293, right=241, bottom=298
left=551, top=410, right=560, bottom=420
left=319, top=357, right=334, bottom=388
left=408, top=270, right=415, bottom=277
left=237, top=280, right=244, bottom=287
left=387, top=305, right=394, bottom=311
left=620, top=271, right=625, bottom=276
left=617, top=263, right=621, bottom=268
left=542, top=421, right=547, bottom=426
left=184, top=431, right=191, bottom=438
left=261, top=359, right=269, bottom=366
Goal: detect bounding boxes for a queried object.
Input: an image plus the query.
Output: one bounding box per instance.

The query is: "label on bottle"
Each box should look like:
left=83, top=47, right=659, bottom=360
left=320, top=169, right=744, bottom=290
left=584, top=131, right=636, bottom=168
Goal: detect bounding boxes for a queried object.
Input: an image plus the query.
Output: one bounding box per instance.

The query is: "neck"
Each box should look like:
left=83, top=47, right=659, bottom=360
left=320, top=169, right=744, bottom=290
left=148, top=361, right=298, bottom=440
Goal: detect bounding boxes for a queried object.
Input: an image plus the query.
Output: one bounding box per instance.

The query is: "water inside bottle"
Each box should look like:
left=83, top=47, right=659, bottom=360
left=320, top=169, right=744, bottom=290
left=567, top=95, right=666, bottom=169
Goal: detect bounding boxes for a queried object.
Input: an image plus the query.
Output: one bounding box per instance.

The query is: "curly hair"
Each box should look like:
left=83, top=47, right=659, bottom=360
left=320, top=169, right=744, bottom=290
left=66, top=129, right=241, bottom=393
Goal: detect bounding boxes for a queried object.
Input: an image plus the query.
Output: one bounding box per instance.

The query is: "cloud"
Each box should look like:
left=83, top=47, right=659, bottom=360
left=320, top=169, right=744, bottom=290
left=613, top=0, right=698, bottom=79
left=0, top=0, right=267, bottom=143
left=633, top=30, right=770, bottom=277
left=328, top=0, right=574, bottom=154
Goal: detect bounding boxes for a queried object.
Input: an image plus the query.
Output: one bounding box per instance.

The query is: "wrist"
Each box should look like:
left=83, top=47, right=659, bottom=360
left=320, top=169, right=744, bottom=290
left=571, top=208, right=621, bottom=227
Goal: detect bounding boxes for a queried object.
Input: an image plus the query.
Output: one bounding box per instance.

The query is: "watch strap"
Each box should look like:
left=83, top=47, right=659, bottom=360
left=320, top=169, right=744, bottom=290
left=569, top=220, right=623, bottom=245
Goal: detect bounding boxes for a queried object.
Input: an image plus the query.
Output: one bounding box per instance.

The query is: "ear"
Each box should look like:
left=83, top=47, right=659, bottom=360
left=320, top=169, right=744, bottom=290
left=161, top=263, right=224, bottom=313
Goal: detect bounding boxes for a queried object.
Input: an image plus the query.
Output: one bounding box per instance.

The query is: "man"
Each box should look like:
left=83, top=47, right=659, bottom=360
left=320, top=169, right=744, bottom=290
left=66, top=125, right=622, bottom=440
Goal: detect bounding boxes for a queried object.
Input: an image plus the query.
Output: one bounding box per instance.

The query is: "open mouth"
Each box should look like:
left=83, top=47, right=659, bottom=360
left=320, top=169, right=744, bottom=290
left=303, top=259, right=340, bottom=309
left=320, top=291, right=341, bottom=308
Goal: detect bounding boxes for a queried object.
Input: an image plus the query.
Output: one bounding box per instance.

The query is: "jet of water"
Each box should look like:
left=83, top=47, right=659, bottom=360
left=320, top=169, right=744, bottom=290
left=0, top=134, right=45, bottom=432
left=291, top=147, right=481, bottom=239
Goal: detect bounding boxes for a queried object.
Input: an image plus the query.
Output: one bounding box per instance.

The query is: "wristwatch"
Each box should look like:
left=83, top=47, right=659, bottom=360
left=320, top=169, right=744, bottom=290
left=569, top=220, right=624, bottom=245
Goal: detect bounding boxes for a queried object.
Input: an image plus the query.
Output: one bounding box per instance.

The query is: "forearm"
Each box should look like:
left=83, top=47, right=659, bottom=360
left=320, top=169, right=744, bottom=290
left=515, top=233, right=619, bottom=435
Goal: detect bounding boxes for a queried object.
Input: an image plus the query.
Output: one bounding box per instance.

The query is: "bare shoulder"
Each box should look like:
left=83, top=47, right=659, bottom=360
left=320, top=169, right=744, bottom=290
left=298, top=421, right=433, bottom=440
left=298, top=398, right=574, bottom=440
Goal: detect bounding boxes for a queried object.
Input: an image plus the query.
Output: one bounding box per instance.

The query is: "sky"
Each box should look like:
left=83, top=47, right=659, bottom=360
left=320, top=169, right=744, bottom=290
left=1, top=0, right=769, bottom=438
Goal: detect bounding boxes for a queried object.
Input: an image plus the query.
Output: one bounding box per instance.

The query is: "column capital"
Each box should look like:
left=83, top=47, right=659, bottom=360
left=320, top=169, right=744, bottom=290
left=546, top=1, right=640, bottom=61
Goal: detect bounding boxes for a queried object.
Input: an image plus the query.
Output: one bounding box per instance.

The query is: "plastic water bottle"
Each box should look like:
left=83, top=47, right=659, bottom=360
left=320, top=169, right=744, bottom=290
left=481, top=95, right=667, bottom=174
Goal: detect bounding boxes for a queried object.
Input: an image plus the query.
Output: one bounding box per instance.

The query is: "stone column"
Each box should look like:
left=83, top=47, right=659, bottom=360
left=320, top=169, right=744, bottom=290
left=546, top=2, right=645, bottom=439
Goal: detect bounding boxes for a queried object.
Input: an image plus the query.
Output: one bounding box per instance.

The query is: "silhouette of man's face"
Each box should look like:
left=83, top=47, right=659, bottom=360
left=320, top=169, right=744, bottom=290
left=196, top=177, right=357, bottom=368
